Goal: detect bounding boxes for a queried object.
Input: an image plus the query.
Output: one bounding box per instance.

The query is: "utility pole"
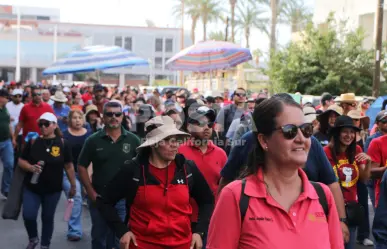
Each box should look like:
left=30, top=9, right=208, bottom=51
left=53, top=25, right=58, bottom=82
left=15, top=7, right=21, bottom=82
left=179, top=0, right=185, bottom=86
left=225, top=17, right=229, bottom=41
left=373, top=0, right=384, bottom=97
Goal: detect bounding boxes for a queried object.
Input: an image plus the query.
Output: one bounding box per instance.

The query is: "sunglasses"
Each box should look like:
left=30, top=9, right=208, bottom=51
left=190, top=120, right=214, bottom=128
left=275, top=123, right=314, bottom=140
left=235, top=93, right=246, bottom=97
left=13, top=95, right=22, bottom=98
left=32, top=92, right=42, bottom=97
left=380, top=119, right=387, bottom=124
left=104, top=112, right=123, bottom=118
left=38, top=121, right=51, bottom=128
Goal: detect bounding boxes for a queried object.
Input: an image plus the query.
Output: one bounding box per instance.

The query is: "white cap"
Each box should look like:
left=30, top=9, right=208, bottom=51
left=63, top=87, right=70, bottom=93
left=38, top=112, right=57, bottom=123
left=12, top=89, right=23, bottom=96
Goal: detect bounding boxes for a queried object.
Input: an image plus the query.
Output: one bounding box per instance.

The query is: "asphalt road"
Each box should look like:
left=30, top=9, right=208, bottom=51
left=0, top=166, right=374, bottom=249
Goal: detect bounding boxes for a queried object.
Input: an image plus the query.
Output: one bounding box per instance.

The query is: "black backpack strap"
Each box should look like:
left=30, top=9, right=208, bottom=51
left=239, top=178, right=250, bottom=225
left=184, top=160, right=194, bottom=192
left=310, top=181, right=329, bottom=218
left=124, top=161, right=141, bottom=225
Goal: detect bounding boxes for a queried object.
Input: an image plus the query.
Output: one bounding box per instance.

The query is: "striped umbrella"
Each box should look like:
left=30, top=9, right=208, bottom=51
left=165, top=40, right=252, bottom=72
left=42, top=45, right=149, bottom=75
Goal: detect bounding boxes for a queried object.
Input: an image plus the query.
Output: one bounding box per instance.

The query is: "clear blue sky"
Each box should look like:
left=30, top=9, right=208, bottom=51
left=0, top=0, right=315, bottom=55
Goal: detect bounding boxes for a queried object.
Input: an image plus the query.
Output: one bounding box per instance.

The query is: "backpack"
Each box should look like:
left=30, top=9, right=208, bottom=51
left=239, top=179, right=329, bottom=223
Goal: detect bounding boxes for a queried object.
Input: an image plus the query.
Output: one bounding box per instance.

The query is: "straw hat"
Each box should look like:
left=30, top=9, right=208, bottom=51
left=335, top=93, right=357, bottom=103
left=136, top=116, right=190, bottom=152
left=347, top=110, right=370, bottom=129
left=317, top=104, right=343, bottom=122
left=50, top=91, right=68, bottom=103
left=85, top=104, right=100, bottom=117
left=303, top=106, right=317, bottom=123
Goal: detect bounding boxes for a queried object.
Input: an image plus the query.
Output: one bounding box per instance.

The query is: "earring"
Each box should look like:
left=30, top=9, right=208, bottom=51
left=264, top=146, right=268, bottom=151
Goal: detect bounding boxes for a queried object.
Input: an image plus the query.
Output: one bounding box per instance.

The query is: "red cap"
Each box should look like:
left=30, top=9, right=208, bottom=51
left=10, top=81, right=16, bottom=85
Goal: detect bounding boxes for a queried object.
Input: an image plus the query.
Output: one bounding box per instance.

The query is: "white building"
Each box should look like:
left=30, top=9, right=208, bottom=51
left=0, top=4, right=192, bottom=86
left=313, top=0, right=387, bottom=49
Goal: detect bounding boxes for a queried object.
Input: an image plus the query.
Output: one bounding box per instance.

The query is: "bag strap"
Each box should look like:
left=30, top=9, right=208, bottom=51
left=239, top=178, right=250, bottom=225
left=184, top=160, right=194, bottom=192
left=310, top=181, right=329, bottom=218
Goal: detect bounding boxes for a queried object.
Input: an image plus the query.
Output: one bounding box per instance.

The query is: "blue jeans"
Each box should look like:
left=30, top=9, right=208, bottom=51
left=367, top=179, right=376, bottom=210
left=376, top=244, right=387, bottom=249
left=22, top=187, right=62, bottom=247
left=88, top=198, right=126, bottom=249
left=345, top=226, right=357, bottom=249
left=0, top=139, right=14, bottom=196
left=357, top=181, right=371, bottom=241
left=62, top=173, right=83, bottom=238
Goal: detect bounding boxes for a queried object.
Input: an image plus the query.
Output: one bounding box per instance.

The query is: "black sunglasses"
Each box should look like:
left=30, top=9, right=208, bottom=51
left=38, top=121, right=51, bottom=128
left=104, top=112, right=123, bottom=118
left=235, top=93, right=246, bottom=97
left=380, top=119, right=387, bottom=124
left=13, top=95, right=22, bottom=98
left=32, top=92, right=42, bottom=97
left=190, top=119, right=214, bottom=128
left=275, top=123, right=313, bottom=140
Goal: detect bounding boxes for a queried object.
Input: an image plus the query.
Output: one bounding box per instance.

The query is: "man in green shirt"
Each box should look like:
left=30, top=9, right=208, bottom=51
left=78, top=100, right=140, bottom=249
left=0, top=89, right=15, bottom=198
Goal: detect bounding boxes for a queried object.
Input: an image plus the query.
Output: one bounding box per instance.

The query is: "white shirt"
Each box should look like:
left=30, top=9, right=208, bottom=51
left=6, top=101, right=24, bottom=135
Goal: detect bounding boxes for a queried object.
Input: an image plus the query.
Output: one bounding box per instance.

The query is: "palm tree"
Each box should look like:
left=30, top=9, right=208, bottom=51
left=230, top=0, right=237, bottom=42
left=173, top=0, right=201, bottom=44
left=208, top=30, right=226, bottom=41
left=236, top=1, right=268, bottom=48
left=280, top=0, right=312, bottom=33
left=199, top=0, right=223, bottom=41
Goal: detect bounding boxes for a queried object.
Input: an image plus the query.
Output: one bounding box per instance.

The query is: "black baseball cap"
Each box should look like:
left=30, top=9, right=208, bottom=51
left=376, top=111, right=387, bottom=122
left=0, top=88, right=9, bottom=97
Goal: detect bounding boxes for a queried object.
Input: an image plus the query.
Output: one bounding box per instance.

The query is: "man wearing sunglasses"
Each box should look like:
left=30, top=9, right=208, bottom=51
left=218, top=93, right=349, bottom=243
left=14, top=86, right=54, bottom=144
left=78, top=100, right=140, bottom=249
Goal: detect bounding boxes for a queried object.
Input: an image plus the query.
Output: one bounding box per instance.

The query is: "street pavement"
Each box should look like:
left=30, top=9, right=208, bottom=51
left=0, top=166, right=375, bottom=248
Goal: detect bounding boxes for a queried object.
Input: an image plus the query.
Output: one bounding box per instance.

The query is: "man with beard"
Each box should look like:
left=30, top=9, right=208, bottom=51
left=91, top=84, right=109, bottom=114
left=178, top=106, right=227, bottom=247
left=78, top=100, right=140, bottom=249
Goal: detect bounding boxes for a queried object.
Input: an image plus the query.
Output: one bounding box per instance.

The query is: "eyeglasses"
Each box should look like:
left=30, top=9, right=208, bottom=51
left=104, top=112, right=123, bottom=118
left=38, top=121, right=51, bottom=128
left=235, top=93, right=246, bottom=97
left=190, top=120, right=214, bottom=128
left=275, top=123, right=314, bottom=140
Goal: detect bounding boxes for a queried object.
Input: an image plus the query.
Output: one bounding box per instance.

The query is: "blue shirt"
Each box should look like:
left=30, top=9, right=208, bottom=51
left=52, top=104, right=70, bottom=131
left=220, top=131, right=337, bottom=185
left=373, top=170, right=387, bottom=244
left=364, top=131, right=383, bottom=152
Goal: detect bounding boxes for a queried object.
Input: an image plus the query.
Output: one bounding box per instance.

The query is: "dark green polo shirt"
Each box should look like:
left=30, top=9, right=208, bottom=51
left=78, top=127, right=140, bottom=192
left=0, top=107, right=10, bottom=142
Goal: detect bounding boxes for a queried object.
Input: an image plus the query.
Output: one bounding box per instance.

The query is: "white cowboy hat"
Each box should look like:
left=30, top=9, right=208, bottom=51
left=136, top=116, right=190, bottom=152
left=50, top=91, right=68, bottom=103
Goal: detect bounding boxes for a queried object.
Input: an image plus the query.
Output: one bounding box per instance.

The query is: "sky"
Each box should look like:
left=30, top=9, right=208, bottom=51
left=0, top=0, right=315, bottom=57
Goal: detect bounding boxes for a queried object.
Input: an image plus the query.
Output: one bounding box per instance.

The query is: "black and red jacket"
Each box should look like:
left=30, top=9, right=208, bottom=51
left=97, top=152, right=214, bottom=247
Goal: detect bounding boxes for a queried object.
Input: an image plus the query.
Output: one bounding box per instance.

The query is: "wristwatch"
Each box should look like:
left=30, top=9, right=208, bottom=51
left=339, top=218, right=348, bottom=224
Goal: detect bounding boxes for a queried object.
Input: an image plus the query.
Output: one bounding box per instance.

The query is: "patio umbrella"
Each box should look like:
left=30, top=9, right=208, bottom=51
left=366, top=95, right=387, bottom=129
left=42, top=45, right=149, bottom=75
left=165, top=40, right=252, bottom=72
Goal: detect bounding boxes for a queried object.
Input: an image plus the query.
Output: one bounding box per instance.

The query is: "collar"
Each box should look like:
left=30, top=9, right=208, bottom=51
left=244, top=168, right=318, bottom=200
left=99, top=126, right=128, bottom=138
left=185, top=139, right=215, bottom=152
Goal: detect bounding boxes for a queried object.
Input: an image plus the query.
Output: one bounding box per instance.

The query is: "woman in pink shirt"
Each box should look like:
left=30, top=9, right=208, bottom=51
left=207, top=95, right=344, bottom=249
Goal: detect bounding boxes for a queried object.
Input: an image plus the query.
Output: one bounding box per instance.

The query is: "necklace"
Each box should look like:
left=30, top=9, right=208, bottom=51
left=43, top=139, right=54, bottom=153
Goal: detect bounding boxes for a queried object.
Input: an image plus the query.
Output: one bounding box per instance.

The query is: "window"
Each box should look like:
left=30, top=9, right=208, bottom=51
left=165, top=57, right=171, bottom=69
left=37, top=16, right=50, bottom=20
left=114, top=36, right=122, bottom=47
left=155, top=38, right=163, bottom=52
left=124, top=37, right=132, bottom=51
left=154, top=57, right=163, bottom=69
left=165, top=39, right=173, bottom=52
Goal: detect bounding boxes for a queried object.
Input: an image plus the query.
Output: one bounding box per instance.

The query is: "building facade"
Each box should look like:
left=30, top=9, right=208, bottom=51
left=0, top=4, right=192, bottom=86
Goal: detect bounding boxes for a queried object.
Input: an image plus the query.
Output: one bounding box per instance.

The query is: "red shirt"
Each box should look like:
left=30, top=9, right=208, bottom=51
left=178, top=141, right=227, bottom=222
left=324, top=145, right=365, bottom=202
left=207, top=168, right=344, bottom=249
left=93, top=99, right=109, bottom=114
left=81, top=92, right=93, bottom=104
left=19, top=102, right=54, bottom=139
left=367, top=135, right=387, bottom=207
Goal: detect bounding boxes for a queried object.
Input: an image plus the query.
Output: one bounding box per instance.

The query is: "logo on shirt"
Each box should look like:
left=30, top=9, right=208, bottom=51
left=248, top=216, right=273, bottom=222
left=308, top=212, right=326, bottom=223
left=122, top=143, right=131, bottom=153
left=177, top=179, right=184, bottom=184
left=334, top=159, right=359, bottom=188
left=50, top=146, right=60, bottom=157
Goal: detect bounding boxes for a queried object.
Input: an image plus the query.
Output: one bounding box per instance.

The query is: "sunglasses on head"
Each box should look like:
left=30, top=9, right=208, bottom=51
left=104, top=112, right=123, bottom=118
left=275, top=123, right=314, bottom=140
left=38, top=121, right=51, bottom=128
left=190, top=119, right=214, bottom=128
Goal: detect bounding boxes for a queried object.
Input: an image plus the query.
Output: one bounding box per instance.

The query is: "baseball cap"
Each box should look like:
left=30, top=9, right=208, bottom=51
left=12, top=89, right=23, bottom=96
left=0, top=89, right=9, bottom=97
left=188, top=106, right=216, bottom=123
left=93, top=84, right=104, bottom=92
left=38, top=112, right=57, bottom=123
left=303, top=106, right=317, bottom=123
left=376, top=111, right=387, bottom=122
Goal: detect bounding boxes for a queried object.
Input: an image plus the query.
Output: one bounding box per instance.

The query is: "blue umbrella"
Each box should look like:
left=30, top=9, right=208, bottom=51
left=366, top=95, right=387, bottom=129
left=42, top=45, right=149, bottom=75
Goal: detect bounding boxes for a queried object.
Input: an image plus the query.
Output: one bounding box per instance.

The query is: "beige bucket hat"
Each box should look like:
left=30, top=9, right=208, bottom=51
left=347, top=110, right=370, bottom=129
left=136, top=116, right=190, bottom=152
left=50, top=91, right=68, bottom=102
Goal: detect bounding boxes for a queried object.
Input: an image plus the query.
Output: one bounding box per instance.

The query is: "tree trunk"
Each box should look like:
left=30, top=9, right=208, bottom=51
left=191, top=16, right=198, bottom=44
left=245, top=27, right=250, bottom=48
left=203, top=18, right=207, bottom=41
left=230, top=0, right=236, bottom=43
left=270, top=0, right=278, bottom=53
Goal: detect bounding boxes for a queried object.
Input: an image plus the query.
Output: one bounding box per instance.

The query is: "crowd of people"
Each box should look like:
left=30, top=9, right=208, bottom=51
left=0, top=80, right=387, bottom=249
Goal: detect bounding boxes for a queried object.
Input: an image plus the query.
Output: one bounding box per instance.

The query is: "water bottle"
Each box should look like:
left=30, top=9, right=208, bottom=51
left=30, top=161, right=45, bottom=184
left=64, top=199, right=74, bottom=222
